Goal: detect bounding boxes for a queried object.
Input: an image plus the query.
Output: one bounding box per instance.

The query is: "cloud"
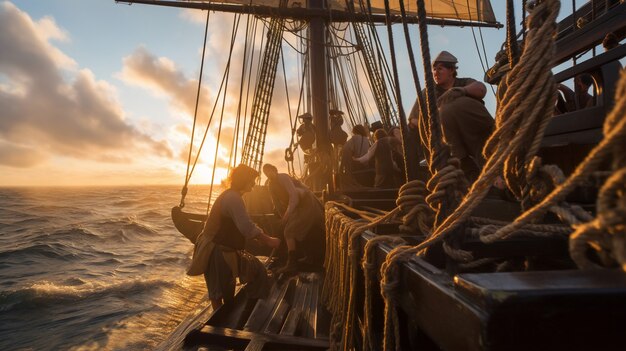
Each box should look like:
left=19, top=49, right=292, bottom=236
left=117, top=13, right=312, bottom=175
left=0, top=2, right=173, bottom=169
left=0, top=140, right=46, bottom=168
left=180, top=9, right=208, bottom=25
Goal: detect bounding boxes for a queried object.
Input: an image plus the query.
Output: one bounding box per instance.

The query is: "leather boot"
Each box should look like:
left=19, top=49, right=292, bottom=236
left=275, top=250, right=298, bottom=275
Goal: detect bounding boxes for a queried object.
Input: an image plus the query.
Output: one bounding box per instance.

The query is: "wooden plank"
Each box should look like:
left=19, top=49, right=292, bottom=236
left=244, top=338, right=266, bottom=351
left=304, top=274, right=321, bottom=339
left=244, top=278, right=292, bottom=332
left=299, top=276, right=315, bottom=338
left=456, top=269, right=626, bottom=294
left=192, top=325, right=328, bottom=350
left=553, top=2, right=626, bottom=65
left=455, top=270, right=626, bottom=350
left=280, top=276, right=311, bottom=336
left=553, top=44, right=626, bottom=83
left=280, top=309, right=303, bottom=336
left=263, top=301, right=291, bottom=334
left=461, top=235, right=568, bottom=260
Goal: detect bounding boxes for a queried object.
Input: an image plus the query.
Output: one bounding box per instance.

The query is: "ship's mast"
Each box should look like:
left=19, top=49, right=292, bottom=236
left=309, top=0, right=332, bottom=192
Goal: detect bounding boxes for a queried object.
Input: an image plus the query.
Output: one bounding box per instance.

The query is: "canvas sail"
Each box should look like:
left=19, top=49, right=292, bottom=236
left=188, top=0, right=497, bottom=24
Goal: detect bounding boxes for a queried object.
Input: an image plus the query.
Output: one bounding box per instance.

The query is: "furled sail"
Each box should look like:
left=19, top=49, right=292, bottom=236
left=190, top=0, right=497, bottom=24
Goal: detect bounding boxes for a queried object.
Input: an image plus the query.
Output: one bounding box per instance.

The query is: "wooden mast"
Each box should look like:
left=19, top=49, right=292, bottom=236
left=309, top=0, right=332, bottom=193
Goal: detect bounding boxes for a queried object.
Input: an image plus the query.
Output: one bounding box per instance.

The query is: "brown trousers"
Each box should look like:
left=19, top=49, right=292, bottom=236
left=439, top=96, right=495, bottom=166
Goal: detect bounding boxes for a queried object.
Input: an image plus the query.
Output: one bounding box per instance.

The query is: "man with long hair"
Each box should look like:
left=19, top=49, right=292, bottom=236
left=187, top=164, right=280, bottom=309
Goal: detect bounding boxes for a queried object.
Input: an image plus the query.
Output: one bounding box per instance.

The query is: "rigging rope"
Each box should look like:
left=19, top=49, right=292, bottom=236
left=180, top=10, right=210, bottom=208
left=241, top=3, right=287, bottom=172
left=492, top=70, right=626, bottom=269
left=207, top=14, right=242, bottom=211
left=230, top=13, right=255, bottom=168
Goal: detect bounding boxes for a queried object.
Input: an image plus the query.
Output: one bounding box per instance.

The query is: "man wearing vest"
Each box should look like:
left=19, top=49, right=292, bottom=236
left=409, top=51, right=495, bottom=181
left=187, top=164, right=281, bottom=309
left=262, top=163, right=325, bottom=275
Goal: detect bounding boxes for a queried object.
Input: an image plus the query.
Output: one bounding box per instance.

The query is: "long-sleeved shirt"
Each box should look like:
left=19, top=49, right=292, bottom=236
left=355, top=137, right=401, bottom=188
left=218, top=189, right=262, bottom=239
left=341, top=134, right=370, bottom=173
left=269, top=173, right=305, bottom=217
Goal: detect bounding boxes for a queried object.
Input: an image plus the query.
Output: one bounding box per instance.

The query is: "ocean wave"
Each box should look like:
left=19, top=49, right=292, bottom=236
left=0, top=243, right=81, bottom=261
left=0, top=278, right=176, bottom=313
left=24, top=204, right=88, bottom=215
left=3, top=216, right=51, bottom=227
left=112, top=199, right=140, bottom=207
left=43, top=226, right=101, bottom=242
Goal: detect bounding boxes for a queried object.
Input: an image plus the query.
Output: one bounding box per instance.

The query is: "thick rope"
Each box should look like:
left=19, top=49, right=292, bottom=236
left=396, top=179, right=434, bottom=235
left=362, top=235, right=406, bottom=351
left=568, top=70, right=626, bottom=270
left=323, top=202, right=400, bottom=350
left=482, top=70, right=626, bottom=245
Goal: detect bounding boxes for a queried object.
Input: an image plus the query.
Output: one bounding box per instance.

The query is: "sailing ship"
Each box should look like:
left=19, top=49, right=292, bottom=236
left=118, top=0, right=626, bottom=350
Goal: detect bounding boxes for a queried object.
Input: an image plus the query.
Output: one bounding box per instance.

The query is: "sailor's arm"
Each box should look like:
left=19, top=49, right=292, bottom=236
left=278, top=173, right=300, bottom=220
left=463, top=81, right=487, bottom=100
left=224, top=192, right=280, bottom=247
left=354, top=141, right=377, bottom=163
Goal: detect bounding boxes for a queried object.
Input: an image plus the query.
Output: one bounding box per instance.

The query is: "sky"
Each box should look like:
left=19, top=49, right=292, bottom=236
left=0, top=0, right=579, bottom=187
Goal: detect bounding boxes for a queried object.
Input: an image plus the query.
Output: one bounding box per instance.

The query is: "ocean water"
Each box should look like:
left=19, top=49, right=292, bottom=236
left=0, top=185, right=219, bottom=351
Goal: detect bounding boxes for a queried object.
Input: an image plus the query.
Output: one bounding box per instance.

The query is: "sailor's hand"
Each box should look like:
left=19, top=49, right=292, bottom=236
left=437, top=87, right=465, bottom=107
left=260, top=233, right=281, bottom=249
left=268, top=236, right=281, bottom=249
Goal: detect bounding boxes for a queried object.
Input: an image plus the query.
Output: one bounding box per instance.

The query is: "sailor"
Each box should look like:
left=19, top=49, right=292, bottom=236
left=296, top=112, right=316, bottom=153
left=329, top=109, right=348, bottom=146
left=187, top=164, right=281, bottom=309
left=388, top=126, right=406, bottom=183
left=409, top=50, right=495, bottom=181
left=339, top=124, right=371, bottom=188
left=574, top=73, right=595, bottom=109
left=262, top=163, right=325, bottom=274
left=354, top=128, right=402, bottom=188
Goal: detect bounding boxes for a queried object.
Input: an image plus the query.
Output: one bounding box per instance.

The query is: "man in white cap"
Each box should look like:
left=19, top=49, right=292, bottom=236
left=408, top=50, right=494, bottom=180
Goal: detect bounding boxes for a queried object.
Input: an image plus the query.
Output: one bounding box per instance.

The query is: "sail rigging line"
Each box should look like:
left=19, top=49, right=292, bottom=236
left=465, top=0, right=497, bottom=97
left=278, top=41, right=300, bottom=178
left=395, top=0, right=428, bottom=182
left=231, top=13, right=254, bottom=168
left=335, top=51, right=363, bottom=128
left=378, top=0, right=472, bottom=348
left=505, top=0, right=520, bottom=69
left=240, top=16, right=263, bottom=167
left=346, top=49, right=371, bottom=126
left=346, top=0, right=398, bottom=128
left=241, top=4, right=287, bottom=172
left=485, top=71, right=626, bottom=260
left=352, top=43, right=381, bottom=125
left=184, top=15, right=241, bottom=205
left=207, top=13, right=243, bottom=212
left=180, top=9, right=211, bottom=208
left=380, top=0, right=411, bottom=182
left=293, top=52, right=309, bottom=177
